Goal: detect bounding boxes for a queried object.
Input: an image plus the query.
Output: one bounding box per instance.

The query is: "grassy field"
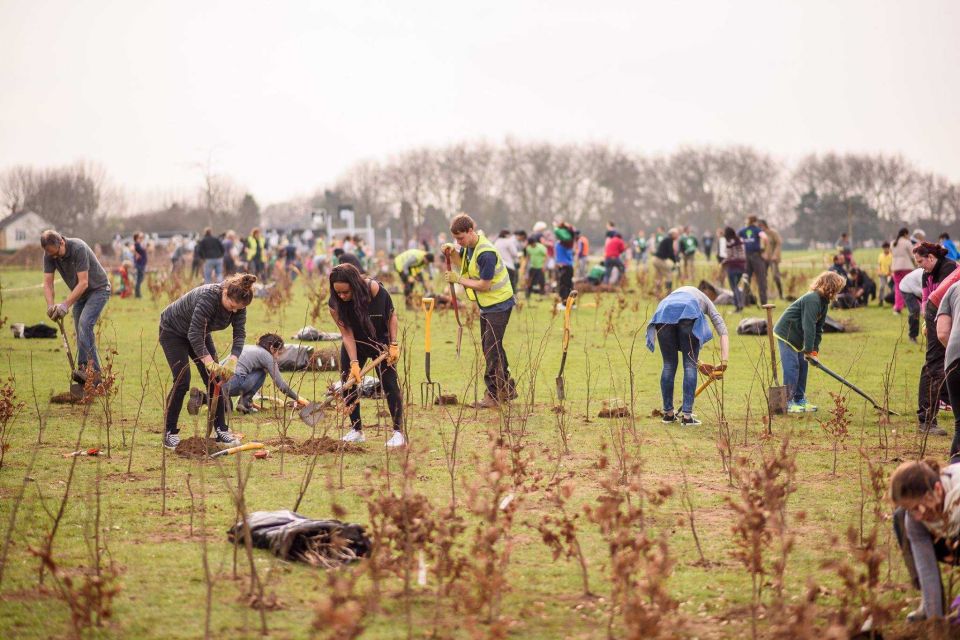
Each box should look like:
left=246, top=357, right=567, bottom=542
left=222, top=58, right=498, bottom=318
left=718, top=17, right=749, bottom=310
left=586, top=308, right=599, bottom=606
left=0, top=252, right=944, bottom=639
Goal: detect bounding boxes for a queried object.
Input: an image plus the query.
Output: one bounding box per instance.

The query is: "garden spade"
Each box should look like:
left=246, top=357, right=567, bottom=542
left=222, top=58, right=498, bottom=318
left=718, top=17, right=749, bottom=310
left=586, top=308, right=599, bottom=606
left=55, top=317, right=84, bottom=399
left=420, top=297, right=441, bottom=407
left=446, top=254, right=463, bottom=358
left=763, top=304, right=789, bottom=415
left=298, top=352, right=389, bottom=427
left=555, top=290, right=577, bottom=401
left=806, top=356, right=899, bottom=415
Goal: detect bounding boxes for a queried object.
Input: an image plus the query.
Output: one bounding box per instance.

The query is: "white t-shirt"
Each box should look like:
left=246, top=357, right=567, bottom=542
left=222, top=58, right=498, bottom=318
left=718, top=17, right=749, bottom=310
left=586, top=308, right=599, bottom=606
left=899, top=268, right=925, bottom=297
left=493, top=237, right=519, bottom=269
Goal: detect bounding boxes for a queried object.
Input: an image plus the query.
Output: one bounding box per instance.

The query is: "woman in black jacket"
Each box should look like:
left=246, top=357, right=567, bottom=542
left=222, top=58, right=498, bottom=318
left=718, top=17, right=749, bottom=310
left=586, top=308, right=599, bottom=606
left=915, top=242, right=957, bottom=435
left=158, top=273, right=256, bottom=449
left=328, top=263, right=405, bottom=447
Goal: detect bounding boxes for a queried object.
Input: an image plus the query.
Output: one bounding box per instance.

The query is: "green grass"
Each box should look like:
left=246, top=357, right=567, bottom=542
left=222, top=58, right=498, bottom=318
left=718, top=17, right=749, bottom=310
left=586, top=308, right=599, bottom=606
left=0, top=256, right=935, bottom=638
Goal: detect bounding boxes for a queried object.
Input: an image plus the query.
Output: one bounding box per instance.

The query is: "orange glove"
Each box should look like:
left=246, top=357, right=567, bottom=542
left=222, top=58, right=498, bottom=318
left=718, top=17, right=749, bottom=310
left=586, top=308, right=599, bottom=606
left=349, top=360, right=362, bottom=385
left=387, top=342, right=400, bottom=365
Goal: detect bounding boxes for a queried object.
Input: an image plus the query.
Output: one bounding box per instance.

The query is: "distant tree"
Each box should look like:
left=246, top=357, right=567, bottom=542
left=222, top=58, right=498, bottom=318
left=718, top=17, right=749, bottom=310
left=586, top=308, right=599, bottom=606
left=792, top=190, right=878, bottom=245
left=233, top=194, right=260, bottom=233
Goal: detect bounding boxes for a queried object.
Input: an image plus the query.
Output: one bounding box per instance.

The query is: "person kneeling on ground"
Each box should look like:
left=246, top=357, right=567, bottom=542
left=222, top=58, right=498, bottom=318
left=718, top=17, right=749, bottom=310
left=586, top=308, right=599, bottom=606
left=890, top=459, right=960, bottom=623
left=646, top=285, right=729, bottom=426
left=328, top=263, right=405, bottom=447
left=158, top=273, right=256, bottom=449
left=218, top=333, right=311, bottom=414
left=773, top=271, right=846, bottom=414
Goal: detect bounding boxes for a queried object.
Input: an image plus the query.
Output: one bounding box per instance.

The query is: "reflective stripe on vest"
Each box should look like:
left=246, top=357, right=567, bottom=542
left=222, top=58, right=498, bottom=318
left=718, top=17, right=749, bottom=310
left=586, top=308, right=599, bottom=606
left=459, top=234, right=514, bottom=307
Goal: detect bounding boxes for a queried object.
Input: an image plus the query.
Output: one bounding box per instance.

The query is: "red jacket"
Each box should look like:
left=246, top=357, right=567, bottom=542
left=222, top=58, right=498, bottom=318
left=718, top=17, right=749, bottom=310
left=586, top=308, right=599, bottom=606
left=604, top=235, right=627, bottom=259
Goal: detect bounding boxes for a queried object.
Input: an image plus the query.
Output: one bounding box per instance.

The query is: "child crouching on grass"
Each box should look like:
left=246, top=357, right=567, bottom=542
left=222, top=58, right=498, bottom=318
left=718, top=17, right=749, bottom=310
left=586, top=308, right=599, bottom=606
left=772, top=271, right=846, bottom=414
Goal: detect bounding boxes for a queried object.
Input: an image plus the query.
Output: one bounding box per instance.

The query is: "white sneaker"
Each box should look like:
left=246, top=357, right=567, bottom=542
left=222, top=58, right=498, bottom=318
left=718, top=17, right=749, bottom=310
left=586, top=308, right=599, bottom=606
left=342, top=429, right=365, bottom=443
left=386, top=431, right=406, bottom=448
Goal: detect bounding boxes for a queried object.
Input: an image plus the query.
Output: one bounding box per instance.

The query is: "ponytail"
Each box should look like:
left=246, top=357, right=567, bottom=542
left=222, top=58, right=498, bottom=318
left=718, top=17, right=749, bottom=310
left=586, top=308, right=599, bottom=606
left=224, top=273, right=257, bottom=305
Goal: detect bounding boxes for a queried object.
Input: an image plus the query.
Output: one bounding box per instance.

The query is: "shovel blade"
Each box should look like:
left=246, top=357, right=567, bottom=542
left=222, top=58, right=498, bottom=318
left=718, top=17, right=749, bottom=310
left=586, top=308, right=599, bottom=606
left=69, top=383, right=84, bottom=400
left=768, top=386, right=789, bottom=414
left=299, top=402, right=325, bottom=427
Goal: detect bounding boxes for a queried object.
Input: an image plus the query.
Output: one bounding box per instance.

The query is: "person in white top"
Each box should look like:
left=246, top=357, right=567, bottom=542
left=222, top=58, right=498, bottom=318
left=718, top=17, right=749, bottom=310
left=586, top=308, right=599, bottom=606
left=494, top=229, right=520, bottom=292
left=900, top=267, right=924, bottom=343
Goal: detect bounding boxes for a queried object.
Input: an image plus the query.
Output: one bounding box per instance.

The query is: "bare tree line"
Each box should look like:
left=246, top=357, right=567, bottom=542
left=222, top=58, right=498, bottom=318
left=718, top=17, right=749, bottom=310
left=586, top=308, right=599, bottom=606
left=324, top=141, right=960, bottom=242
left=3, top=142, right=959, bottom=244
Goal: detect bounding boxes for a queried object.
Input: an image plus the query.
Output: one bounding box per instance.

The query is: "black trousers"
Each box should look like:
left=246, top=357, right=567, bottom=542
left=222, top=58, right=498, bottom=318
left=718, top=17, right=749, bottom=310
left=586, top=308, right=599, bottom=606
left=744, top=252, right=768, bottom=305
left=159, top=328, right=226, bottom=435
left=339, top=344, right=403, bottom=431
left=905, top=293, right=921, bottom=339
left=527, top=268, right=545, bottom=297
left=918, top=315, right=949, bottom=428
left=480, top=308, right=515, bottom=400
left=557, top=264, right=574, bottom=302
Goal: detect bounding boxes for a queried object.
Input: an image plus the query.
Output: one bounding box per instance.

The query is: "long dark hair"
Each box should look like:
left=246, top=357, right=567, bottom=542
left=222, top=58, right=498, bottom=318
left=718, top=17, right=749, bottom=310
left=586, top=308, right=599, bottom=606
left=913, top=241, right=948, bottom=261
left=329, top=264, right=376, bottom=338
left=723, top=226, right=741, bottom=245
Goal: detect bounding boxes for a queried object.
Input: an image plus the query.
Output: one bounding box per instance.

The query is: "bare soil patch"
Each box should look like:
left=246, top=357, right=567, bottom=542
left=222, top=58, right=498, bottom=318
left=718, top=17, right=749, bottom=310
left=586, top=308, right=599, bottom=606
left=263, top=435, right=366, bottom=455
left=174, top=436, right=220, bottom=459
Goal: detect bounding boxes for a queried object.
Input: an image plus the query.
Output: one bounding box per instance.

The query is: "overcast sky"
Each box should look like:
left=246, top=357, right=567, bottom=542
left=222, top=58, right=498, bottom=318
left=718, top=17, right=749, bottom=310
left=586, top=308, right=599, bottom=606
left=1, top=0, right=958, bottom=207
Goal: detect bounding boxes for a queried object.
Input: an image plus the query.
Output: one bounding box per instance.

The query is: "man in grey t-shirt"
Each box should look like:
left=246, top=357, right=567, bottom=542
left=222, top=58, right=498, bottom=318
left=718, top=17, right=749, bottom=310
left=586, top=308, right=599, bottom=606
left=41, top=230, right=111, bottom=378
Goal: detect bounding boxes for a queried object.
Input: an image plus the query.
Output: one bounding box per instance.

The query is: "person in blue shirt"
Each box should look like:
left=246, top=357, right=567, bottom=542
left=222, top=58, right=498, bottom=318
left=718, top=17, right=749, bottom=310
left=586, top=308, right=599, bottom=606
left=738, top=215, right=768, bottom=306
left=646, top=286, right=729, bottom=426
left=940, top=233, right=960, bottom=261
left=553, top=218, right=576, bottom=309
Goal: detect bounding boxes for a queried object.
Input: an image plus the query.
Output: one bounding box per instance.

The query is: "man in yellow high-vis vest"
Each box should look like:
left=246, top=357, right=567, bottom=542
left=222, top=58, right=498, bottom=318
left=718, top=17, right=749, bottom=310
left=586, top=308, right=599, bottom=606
left=442, top=213, right=516, bottom=408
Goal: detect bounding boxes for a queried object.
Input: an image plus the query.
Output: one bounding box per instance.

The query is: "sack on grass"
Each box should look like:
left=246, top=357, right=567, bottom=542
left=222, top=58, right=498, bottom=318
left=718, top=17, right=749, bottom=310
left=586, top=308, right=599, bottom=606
left=227, top=510, right=370, bottom=568
left=278, top=344, right=314, bottom=371
left=291, top=326, right=342, bottom=342
left=736, top=317, right=767, bottom=335
left=11, top=323, right=58, bottom=339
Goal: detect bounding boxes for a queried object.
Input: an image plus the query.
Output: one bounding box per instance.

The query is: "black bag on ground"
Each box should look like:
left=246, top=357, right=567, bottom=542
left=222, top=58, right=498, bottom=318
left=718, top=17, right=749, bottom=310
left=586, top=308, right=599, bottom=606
left=278, top=344, right=314, bottom=371
left=227, top=510, right=371, bottom=567
left=736, top=317, right=767, bottom=335
left=11, top=323, right=58, bottom=339
left=291, top=326, right=342, bottom=342
left=823, top=316, right=846, bottom=333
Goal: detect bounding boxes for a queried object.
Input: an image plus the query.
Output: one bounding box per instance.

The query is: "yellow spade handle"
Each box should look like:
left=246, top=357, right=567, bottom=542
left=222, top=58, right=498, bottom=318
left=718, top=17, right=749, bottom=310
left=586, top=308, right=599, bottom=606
left=422, top=297, right=435, bottom=352
left=562, top=291, right=577, bottom=351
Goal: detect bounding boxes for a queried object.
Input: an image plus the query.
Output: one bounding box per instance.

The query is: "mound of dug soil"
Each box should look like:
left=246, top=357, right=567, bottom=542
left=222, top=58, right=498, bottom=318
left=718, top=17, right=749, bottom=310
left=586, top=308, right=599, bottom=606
left=261, top=435, right=366, bottom=455
left=174, top=436, right=221, bottom=459
left=50, top=391, right=84, bottom=404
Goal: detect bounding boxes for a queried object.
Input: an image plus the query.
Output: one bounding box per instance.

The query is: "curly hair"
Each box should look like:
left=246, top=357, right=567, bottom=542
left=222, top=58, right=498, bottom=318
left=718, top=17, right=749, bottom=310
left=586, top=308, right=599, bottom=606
left=809, top=271, right=846, bottom=299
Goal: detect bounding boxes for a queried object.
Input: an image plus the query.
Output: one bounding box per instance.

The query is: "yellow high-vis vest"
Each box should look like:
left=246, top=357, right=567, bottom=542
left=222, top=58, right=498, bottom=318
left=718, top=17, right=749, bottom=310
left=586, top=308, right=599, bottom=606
left=459, top=233, right=514, bottom=308
left=394, top=249, right=427, bottom=276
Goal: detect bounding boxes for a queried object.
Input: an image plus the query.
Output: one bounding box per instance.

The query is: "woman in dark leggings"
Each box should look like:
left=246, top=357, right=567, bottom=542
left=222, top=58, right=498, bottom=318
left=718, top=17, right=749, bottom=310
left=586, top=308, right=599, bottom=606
left=158, top=273, right=256, bottom=449
left=328, top=263, right=405, bottom=447
left=914, top=242, right=957, bottom=436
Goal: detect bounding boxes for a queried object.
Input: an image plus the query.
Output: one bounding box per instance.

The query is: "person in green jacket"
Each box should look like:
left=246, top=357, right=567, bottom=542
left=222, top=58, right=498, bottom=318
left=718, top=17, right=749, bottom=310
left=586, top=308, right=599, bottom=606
left=773, top=271, right=847, bottom=413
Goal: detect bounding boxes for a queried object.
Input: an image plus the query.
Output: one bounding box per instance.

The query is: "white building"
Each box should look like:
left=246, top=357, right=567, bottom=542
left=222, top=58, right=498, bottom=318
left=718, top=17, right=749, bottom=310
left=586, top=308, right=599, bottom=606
left=0, top=211, right=51, bottom=251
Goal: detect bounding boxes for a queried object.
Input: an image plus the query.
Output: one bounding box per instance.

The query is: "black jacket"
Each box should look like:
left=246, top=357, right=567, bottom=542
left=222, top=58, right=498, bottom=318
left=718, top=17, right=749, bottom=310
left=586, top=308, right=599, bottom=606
left=197, top=235, right=225, bottom=259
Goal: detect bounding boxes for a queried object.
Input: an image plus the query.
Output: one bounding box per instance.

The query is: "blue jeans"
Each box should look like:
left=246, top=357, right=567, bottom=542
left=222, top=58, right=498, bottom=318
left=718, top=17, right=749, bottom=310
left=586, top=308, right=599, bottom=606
left=222, top=369, right=267, bottom=404
left=203, top=258, right=224, bottom=283
left=656, top=319, right=701, bottom=415
left=73, top=288, right=110, bottom=371
left=134, top=266, right=145, bottom=298
left=727, top=269, right=744, bottom=310
left=778, top=340, right=809, bottom=403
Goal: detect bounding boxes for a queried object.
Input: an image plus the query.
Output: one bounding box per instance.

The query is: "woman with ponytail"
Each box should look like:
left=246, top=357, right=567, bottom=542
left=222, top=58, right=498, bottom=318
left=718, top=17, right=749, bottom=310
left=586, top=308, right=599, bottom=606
left=158, top=272, right=257, bottom=449
left=914, top=242, right=957, bottom=436
left=890, top=459, right=960, bottom=622
left=328, top=263, right=405, bottom=447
